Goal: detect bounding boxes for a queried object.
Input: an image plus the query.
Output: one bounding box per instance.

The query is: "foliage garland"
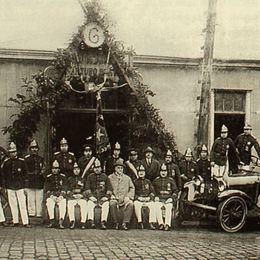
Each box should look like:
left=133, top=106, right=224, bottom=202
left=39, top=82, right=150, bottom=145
left=3, top=0, right=178, bottom=155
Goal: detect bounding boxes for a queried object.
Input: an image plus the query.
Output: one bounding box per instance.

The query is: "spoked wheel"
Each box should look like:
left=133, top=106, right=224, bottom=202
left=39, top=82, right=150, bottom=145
left=217, top=196, right=247, bottom=233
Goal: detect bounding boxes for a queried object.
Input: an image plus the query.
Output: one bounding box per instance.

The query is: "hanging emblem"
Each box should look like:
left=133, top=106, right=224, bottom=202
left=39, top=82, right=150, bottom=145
left=83, top=22, right=105, bottom=48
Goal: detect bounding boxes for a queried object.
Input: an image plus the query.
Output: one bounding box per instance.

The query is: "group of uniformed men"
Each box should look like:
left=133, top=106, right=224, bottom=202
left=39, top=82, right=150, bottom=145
left=0, top=122, right=259, bottom=231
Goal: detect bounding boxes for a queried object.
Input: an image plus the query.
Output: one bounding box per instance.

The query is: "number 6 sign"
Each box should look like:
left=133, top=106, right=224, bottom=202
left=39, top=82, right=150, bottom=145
left=83, top=22, right=105, bottom=48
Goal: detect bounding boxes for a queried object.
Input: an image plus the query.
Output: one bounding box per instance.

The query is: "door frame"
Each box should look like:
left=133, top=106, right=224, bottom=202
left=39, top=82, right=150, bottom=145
left=209, top=89, right=252, bottom=148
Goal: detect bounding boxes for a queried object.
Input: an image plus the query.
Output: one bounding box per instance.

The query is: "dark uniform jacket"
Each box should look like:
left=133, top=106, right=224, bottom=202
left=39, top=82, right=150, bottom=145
left=141, top=158, right=160, bottom=182
left=196, top=158, right=211, bottom=181
left=104, top=155, right=123, bottom=176
left=85, top=172, right=112, bottom=201
left=235, top=133, right=260, bottom=165
left=165, top=162, right=182, bottom=190
left=78, top=156, right=96, bottom=179
left=67, top=175, right=86, bottom=199
left=179, top=160, right=198, bottom=182
left=134, top=178, right=155, bottom=200
left=210, top=137, right=240, bottom=172
left=52, top=151, right=76, bottom=178
left=1, top=157, right=26, bottom=190
left=24, top=154, right=45, bottom=189
left=153, top=176, right=178, bottom=201
left=125, top=159, right=142, bottom=181
left=45, top=173, right=67, bottom=196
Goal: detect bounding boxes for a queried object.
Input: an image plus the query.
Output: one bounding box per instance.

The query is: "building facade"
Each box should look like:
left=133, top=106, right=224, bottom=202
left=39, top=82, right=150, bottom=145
left=1, top=49, right=260, bottom=156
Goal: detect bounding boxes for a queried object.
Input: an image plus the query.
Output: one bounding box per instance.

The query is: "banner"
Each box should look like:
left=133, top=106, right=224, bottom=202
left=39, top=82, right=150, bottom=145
left=95, top=93, right=111, bottom=154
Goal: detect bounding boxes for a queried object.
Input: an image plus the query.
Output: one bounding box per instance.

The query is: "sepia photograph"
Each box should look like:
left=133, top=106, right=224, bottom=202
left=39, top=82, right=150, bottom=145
left=0, top=0, right=260, bottom=259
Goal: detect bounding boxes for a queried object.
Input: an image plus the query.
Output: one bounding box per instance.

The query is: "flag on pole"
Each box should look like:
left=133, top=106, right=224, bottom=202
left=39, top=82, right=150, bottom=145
left=95, top=92, right=111, bottom=155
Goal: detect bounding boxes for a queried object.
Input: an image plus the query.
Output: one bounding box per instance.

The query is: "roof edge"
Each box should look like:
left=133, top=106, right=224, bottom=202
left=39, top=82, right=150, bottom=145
left=1, top=48, right=260, bottom=69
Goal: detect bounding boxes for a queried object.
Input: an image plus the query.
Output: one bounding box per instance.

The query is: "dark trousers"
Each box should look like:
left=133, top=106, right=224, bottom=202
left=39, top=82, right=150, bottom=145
left=109, top=200, right=133, bottom=224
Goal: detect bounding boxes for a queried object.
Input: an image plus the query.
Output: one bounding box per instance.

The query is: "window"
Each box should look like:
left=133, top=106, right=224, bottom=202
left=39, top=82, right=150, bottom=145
left=214, top=91, right=245, bottom=113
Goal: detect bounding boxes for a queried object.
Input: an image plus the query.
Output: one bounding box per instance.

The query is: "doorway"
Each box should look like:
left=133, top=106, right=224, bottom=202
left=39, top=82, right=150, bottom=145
left=214, top=114, right=245, bottom=141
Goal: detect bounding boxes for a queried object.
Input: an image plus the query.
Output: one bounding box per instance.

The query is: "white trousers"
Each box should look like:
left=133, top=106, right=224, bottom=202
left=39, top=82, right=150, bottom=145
left=155, top=201, right=173, bottom=227
left=134, top=200, right=156, bottom=223
left=26, top=188, right=43, bottom=217
left=7, top=189, right=29, bottom=225
left=87, top=200, right=109, bottom=222
left=67, top=199, right=87, bottom=223
left=46, top=196, right=66, bottom=220
left=0, top=197, right=5, bottom=222
left=213, top=160, right=229, bottom=178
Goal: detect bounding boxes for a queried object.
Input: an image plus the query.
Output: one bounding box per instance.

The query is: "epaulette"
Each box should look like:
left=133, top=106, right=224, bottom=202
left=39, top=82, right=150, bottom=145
left=18, top=158, right=24, bottom=161
left=196, top=158, right=200, bottom=162
left=68, top=152, right=74, bottom=156
left=24, top=154, right=30, bottom=158
left=46, top=174, right=52, bottom=178
left=1, top=158, right=9, bottom=168
left=216, top=137, right=221, bottom=140
left=54, top=151, right=60, bottom=155
left=251, top=134, right=257, bottom=140
left=60, top=173, right=66, bottom=177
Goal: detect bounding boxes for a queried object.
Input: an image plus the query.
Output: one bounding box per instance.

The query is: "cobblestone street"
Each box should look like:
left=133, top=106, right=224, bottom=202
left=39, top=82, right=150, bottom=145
left=0, top=225, right=259, bottom=259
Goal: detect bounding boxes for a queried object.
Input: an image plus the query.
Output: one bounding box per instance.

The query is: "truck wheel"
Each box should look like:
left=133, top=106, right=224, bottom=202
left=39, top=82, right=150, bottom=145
left=217, top=196, right=247, bottom=233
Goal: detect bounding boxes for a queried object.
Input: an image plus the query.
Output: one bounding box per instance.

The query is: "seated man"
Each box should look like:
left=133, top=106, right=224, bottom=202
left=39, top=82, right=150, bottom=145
left=45, top=160, right=67, bottom=229
left=133, top=165, right=156, bottom=230
left=153, top=163, right=179, bottom=231
left=85, top=159, right=112, bottom=230
left=67, top=162, right=87, bottom=229
left=108, top=158, right=135, bottom=230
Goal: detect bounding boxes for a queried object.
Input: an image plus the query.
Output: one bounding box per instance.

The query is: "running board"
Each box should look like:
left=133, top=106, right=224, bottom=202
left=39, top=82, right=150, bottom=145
left=185, top=201, right=217, bottom=211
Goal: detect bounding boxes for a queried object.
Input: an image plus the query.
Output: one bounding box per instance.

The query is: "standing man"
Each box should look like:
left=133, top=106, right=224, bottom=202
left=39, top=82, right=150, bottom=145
left=45, top=160, right=67, bottom=229
left=85, top=159, right=113, bottom=230
left=53, top=137, right=76, bottom=178
left=104, top=142, right=122, bottom=176
left=153, top=163, right=179, bottom=231
left=1, top=142, right=30, bottom=227
left=164, top=150, right=182, bottom=190
left=179, top=148, right=198, bottom=185
left=78, top=143, right=96, bottom=180
left=141, top=147, right=160, bottom=182
left=67, top=162, right=87, bottom=229
left=125, top=148, right=141, bottom=181
left=196, top=144, right=212, bottom=181
left=210, top=125, right=240, bottom=177
left=133, top=165, right=156, bottom=230
left=108, top=158, right=135, bottom=230
left=235, top=123, right=260, bottom=170
left=24, top=139, right=45, bottom=217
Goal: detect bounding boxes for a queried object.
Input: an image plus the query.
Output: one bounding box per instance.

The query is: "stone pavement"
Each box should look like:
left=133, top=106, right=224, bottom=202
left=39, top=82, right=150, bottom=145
left=0, top=225, right=260, bottom=259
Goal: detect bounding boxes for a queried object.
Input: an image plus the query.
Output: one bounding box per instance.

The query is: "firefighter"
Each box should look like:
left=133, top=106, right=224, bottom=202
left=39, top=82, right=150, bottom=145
left=179, top=148, right=198, bottom=185
left=45, top=160, right=67, bottom=229
left=235, top=123, right=260, bottom=170
left=164, top=150, right=182, bottom=190
left=1, top=142, right=30, bottom=227
left=153, top=163, right=178, bottom=231
left=24, top=139, right=45, bottom=217
left=133, top=165, right=156, bottom=230
left=53, top=138, right=76, bottom=178
left=125, top=148, right=142, bottom=181
left=210, top=125, right=240, bottom=177
left=67, top=162, right=87, bottom=229
left=85, top=159, right=112, bottom=230
left=196, top=144, right=211, bottom=181
left=78, top=143, right=96, bottom=180
left=104, top=142, right=123, bottom=176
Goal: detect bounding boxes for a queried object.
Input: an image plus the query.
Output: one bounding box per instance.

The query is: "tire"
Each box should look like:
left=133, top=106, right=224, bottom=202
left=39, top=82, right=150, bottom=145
left=217, top=196, right=247, bottom=233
